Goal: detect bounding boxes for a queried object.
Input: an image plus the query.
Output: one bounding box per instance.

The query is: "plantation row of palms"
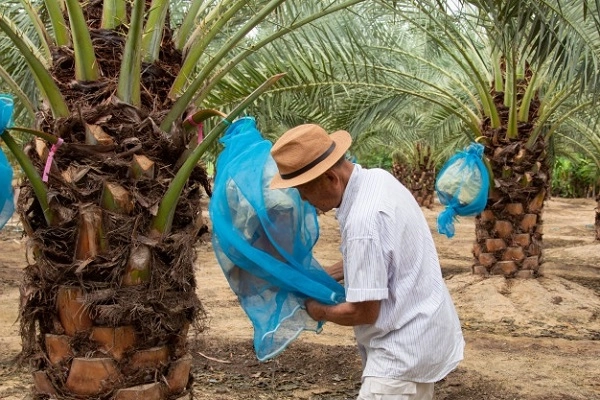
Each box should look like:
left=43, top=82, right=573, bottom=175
left=347, top=1, right=600, bottom=267
left=1, top=0, right=600, bottom=398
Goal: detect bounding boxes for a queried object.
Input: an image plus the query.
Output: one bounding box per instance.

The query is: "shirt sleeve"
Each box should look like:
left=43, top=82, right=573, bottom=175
left=343, top=235, right=389, bottom=302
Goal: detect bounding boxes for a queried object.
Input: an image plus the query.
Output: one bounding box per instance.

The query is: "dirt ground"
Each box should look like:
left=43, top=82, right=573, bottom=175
left=0, top=197, right=599, bottom=399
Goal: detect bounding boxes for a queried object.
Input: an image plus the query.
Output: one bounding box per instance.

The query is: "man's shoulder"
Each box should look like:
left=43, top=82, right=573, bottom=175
left=360, top=166, right=392, bottom=176
left=355, top=167, right=407, bottom=200
left=356, top=166, right=397, bottom=185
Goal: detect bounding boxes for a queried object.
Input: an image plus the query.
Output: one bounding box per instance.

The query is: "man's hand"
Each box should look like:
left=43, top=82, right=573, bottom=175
left=305, top=299, right=324, bottom=321
left=304, top=298, right=381, bottom=326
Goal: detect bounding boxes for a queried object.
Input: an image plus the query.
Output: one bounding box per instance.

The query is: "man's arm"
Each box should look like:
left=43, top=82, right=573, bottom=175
left=325, top=260, right=344, bottom=282
left=305, top=299, right=380, bottom=326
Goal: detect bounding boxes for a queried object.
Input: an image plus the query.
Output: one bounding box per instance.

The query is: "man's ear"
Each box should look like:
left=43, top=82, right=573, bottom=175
left=323, top=169, right=340, bottom=185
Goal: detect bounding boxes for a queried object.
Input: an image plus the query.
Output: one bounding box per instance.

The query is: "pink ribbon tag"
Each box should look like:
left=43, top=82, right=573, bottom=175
left=42, top=138, right=64, bottom=182
left=186, top=115, right=204, bottom=144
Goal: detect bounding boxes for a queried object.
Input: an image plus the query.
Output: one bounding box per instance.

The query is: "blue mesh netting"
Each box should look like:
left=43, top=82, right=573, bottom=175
left=209, top=117, right=345, bottom=361
left=435, top=142, right=490, bottom=238
left=0, top=94, right=15, bottom=230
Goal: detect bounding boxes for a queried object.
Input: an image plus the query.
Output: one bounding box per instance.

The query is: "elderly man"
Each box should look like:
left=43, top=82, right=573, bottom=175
left=270, top=124, right=464, bottom=400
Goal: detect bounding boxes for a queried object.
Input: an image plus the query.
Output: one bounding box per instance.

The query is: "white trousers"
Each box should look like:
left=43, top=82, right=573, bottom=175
left=357, top=377, right=434, bottom=400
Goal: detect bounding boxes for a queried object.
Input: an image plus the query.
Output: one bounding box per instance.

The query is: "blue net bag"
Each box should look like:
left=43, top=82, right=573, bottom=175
left=209, top=117, right=345, bottom=361
left=0, top=94, right=15, bottom=230
left=435, top=142, right=489, bottom=238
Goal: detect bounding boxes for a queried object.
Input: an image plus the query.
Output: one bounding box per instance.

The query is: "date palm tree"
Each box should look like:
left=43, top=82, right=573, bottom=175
left=552, top=115, right=600, bottom=240
left=408, top=0, right=600, bottom=277
left=0, top=0, right=366, bottom=398
left=325, top=0, right=600, bottom=278
left=391, top=142, right=437, bottom=208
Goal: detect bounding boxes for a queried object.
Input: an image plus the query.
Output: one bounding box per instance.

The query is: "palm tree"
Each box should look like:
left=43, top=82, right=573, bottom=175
left=391, top=142, right=437, bottom=208
left=324, top=0, right=600, bottom=278
left=0, top=0, right=367, bottom=397
left=418, top=0, right=600, bottom=277
left=551, top=113, right=600, bottom=240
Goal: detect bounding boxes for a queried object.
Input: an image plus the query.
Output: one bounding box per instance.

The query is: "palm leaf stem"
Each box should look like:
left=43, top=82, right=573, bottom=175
left=101, top=0, right=127, bottom=29
left=530, top=100, right=595, bottom=148
left=9, top=126, right=59, bottom=144
left=175, top=108, right=228, bottom=170
left=117, top=0, right=145, bottom=106
left=0, top=14, right=49, bottom=69
left=518, top=71, right=539, bottom=122
left=64, top=0, right=100, bottom=81
left=141, top=0, right=170, bottom=63
left=506, top=48, right=519, bottom=139
left=537, top=85, right=576, bottom=117
left=480, top=153, right=494, bottom=190
left=182, top=108, right=227, bottom=129
left=19, top=0, right=52, bottom=60
left=182, top=0, right=246, bottom=53
left=174, top=0, right=209, bottom=50
left=161, top=0, right=287, bottom=131
left=150, top=73, right=286, bottom=238
left=492, top=50, right=503, bottom=93
left=527, top=85, right=579, bottom=149
left=192, top=0, right=368, bottom=107
left=0, top=130, right=54, bottom=225
left=169, top=0, right=252, bottom=99
left=43, top=0, right=70, bottom=46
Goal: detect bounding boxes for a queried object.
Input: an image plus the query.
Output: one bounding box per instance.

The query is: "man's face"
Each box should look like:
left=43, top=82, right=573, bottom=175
left=295, top=174, right=340, bottom=213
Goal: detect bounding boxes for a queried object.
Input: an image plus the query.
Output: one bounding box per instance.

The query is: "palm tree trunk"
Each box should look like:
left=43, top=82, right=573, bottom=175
left=472, top=90, right=547, bottom=278
left=18, top=109, right=208, bottom=399
left=410, top=144, right=436, bottom=209
left=17, top=4, right=208, bottom=398
left=392, top=144, right=436, bottom=209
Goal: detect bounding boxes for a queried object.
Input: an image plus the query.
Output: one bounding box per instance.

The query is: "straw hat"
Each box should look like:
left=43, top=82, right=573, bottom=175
left=270, top=124, right=352, bottom=189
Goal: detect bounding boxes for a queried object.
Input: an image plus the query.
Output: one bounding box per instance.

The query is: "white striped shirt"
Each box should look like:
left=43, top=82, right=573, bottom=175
left=336, top=164, right=464, bottom=382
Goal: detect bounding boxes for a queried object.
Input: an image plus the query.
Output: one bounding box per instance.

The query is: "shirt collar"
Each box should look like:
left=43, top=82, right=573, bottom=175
left=335, top=163, right=361, bottom=223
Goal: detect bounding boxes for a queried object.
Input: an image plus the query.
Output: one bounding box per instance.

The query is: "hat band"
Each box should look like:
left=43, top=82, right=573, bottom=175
left=280, top=142, right=337, bottom=180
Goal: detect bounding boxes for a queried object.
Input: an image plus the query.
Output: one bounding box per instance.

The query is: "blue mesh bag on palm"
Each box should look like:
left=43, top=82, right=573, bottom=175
left=209, top=117, right=345, bottom=361
left=0, top=94, right=15, bottom=230
left=435, top=142, right=489, bottom=238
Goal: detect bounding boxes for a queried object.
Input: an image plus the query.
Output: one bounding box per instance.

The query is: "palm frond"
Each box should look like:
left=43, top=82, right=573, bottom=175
left=0, top=12, right=68, bottom=117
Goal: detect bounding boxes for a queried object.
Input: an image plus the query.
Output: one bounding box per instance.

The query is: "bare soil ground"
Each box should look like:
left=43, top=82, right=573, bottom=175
left=1, top=197, right=599, bottom=399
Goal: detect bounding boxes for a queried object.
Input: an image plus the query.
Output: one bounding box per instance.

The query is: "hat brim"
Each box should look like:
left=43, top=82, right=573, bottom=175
left=270, top=130, right=352, bottom=189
